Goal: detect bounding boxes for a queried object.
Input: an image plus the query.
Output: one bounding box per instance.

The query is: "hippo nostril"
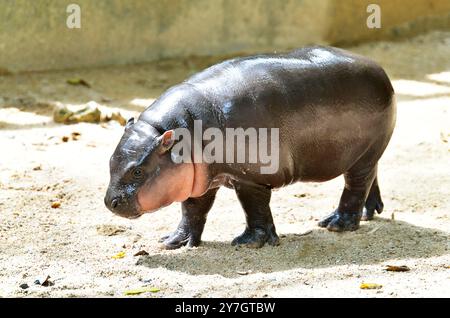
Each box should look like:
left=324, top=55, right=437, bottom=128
left=111, top=198, right=119, bottom=209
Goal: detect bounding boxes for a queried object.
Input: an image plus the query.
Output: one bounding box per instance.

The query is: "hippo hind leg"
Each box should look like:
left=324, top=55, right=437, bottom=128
left=160, top=188, right=218, bottom=249
left=318, top=163, right=378, bottom=232
left=361, top=177, right=384, bottom=221
left=232, top=182, right=280, bottom=248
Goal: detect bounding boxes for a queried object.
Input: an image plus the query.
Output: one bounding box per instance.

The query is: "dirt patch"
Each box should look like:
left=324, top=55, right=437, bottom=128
left=0, top=31, right=449, bottom=297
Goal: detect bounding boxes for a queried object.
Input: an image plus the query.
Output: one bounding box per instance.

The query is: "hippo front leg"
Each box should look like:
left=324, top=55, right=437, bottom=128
left=160, top=188, right=218, bottom=249
left=232, top=182, right=280, bottom=248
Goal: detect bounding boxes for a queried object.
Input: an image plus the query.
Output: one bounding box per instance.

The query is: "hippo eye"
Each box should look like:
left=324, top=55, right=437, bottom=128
left=133, top=168, right=143, bottom=179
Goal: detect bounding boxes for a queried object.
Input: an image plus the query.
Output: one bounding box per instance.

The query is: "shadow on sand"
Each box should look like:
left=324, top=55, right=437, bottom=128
left=136, top=218, right=449, bottom=277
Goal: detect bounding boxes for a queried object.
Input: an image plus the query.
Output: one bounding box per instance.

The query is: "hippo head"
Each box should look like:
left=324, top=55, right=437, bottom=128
left=104, top=118, right=194, bottom=219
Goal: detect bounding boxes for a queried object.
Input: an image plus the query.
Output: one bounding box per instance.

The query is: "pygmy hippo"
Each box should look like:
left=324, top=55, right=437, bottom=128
left=105, top=46, right=396, bottom=249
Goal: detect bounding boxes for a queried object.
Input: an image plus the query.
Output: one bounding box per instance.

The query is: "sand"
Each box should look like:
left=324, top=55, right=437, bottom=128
left=0, top=31, right=449, bottom=298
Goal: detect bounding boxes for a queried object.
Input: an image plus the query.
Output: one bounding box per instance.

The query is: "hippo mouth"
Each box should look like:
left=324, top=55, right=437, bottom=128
left=110, top=206, right=143, bottom=219
left=124, top=213, right=142, bottom=220
left=135, top=198, right=170, bottom=215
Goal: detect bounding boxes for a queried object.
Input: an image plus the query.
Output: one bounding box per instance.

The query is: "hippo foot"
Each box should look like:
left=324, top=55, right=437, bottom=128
left=318, top=210, right=362, bottom=232
left=361, top=197, right=384, bottom=221
left=159, top=229, right=201, bottom=250
left=231, top=226, right=280, bottom=248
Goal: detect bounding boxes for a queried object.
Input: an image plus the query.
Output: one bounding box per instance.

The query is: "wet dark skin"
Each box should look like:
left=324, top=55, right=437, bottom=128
left=105, top=46, right=396, bottom=249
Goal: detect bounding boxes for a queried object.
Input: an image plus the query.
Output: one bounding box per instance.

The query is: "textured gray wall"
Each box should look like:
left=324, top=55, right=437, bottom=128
left=0, top=0, right=449, bottom=72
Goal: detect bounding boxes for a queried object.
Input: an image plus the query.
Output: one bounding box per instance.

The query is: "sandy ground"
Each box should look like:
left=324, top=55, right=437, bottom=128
left=0, top=31, right=449, bottom=298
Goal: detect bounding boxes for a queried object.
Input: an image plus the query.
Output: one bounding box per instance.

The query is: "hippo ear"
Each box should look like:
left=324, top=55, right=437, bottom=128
left=158, top=130, right=175, bottom=154
left=125, top=117, right=135, bottom=130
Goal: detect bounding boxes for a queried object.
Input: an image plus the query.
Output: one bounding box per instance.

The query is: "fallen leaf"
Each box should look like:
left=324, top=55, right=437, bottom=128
left=34, top=275, right=54, bottom=287
left=443, top=265, right=450, bottom=269
left=360, top=283, right=382, bottom=290
left=123, top=286, right=160, bottom=295
left=440, top=131, right=448, bottom=143
left=385, top=265, right=410, bottom=272
left=71, top=132, right=81, bottom=141
left=51, top=201, right=61, bottom=209
left=111, top=112, right=127, bottom=126
left=237, top=270, right=252, bottom=275
left=294, top=193, right=308, bottom=198
left=112, top=251, right=126, bottom=259
left=66, top=78, right=91, bottom=88
left=33, top=165, right=42, bottom=171
left=72, top=104, right=101, bottom=123
left=53, top=102, right=101, bottom=124
left=134, top=250, right=149, bottom=256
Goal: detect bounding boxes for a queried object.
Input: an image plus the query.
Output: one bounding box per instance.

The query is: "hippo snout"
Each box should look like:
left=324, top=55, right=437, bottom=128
left=104, top=194, right=119, bottom=210
left=110, top=197, right=119, bottom=209
left=104, top=190, right=141, bottom=219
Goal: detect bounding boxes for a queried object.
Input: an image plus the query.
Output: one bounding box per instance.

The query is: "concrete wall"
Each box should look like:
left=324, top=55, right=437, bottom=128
left=327, top=0, right=450, bottom=44
left=0, top=0, right=449, bottom=73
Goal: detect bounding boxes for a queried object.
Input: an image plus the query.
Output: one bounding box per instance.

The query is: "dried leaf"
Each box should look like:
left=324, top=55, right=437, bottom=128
left=134, top=250, right=149, bottom=256
left=34, top=275, right=54, bottom=287
left=360, top=283, right=382, bottom=290
left=111, top=251, right=126, bottom=259
left=54, top=103, right=101, bottom=124
left=111, top=112, right=127, bottom=126
left=71, top=132, right=81, bottom=141
left=236, top=270, right=252, bottom=275
left=385, top=265, right=410, bottom=272
left=440, top=131, right=448, bottom=143
left=51, top=201, right=61, bottom=209
left=123, top=286, right=160, bottom=295
left=67, top=78, right=91, bottom=88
